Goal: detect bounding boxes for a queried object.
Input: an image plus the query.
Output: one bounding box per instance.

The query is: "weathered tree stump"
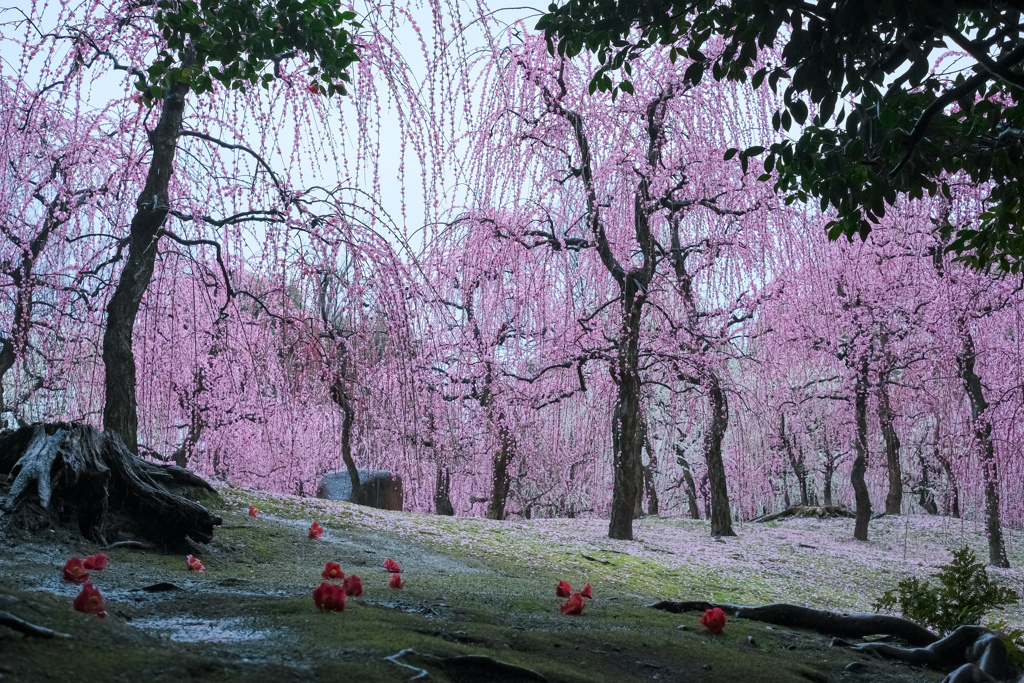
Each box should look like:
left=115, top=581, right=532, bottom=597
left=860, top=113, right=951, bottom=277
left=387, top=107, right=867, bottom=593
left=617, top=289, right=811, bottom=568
left=0, top=423, right=221, bottom=550
left=649, top=601, right=1024, bottom=682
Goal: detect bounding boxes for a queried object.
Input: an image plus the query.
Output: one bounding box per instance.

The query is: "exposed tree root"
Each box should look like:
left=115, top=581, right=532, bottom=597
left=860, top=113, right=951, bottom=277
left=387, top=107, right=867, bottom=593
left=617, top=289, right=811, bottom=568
left=649, top=601, right=1023, bottom=682
left=751, top=505, right=855, bottom=523
left=0, top=423, right=221, bottom=550
left=0, top=610, right=71, bottom=639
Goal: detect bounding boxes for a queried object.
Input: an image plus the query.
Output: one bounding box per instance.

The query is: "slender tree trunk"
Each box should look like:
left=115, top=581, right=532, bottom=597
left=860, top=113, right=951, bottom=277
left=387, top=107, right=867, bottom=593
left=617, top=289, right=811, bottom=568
left=434, top=462, right=454, bottom=516
left=328, top=362, right=360, bottom=498
left=633, top=417, right=648, bottom=518
left=703, top=371, right=735, bottom=536
left=916, top=449, right=939, bottom=515
left=486, top=419, right=516, bottom=521
left=877, top=377, right=903, bottom=514
left=852, top=359, right=872, bottom=541
left=956, top=328, right=1009, bottom=567
left=643, top=432, right=659, bottom=516
left=102, top=64, right=192, bottom=453
left=779, top=414, right=809, bottom=506
left=675, top=446, right=701, bottom=519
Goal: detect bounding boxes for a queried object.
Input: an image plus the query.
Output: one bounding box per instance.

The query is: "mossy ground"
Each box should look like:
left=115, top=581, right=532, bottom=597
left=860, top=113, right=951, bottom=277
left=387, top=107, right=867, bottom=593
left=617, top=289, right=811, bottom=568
left=3, top=486, right=1021, bottom=682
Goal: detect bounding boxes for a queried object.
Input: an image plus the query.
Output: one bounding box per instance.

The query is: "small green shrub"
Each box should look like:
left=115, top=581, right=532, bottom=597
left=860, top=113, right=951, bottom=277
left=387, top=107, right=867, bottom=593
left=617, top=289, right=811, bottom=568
left=872, top=546, right=1019, bottom=635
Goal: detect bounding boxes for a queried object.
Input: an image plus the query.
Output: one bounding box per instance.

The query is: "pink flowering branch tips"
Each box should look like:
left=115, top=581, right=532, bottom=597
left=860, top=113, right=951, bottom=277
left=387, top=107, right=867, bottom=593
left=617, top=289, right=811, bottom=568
left=73, top=583, right=107, bottom=618
left=309, top=522, right=324, bottom=539
left=701, top=607, right=727, bottom=635
left=313, top=582, right=345, bottom=611
left=62, top=557, right=89, bottom=584
left=186, top=554, right=205, bottom=572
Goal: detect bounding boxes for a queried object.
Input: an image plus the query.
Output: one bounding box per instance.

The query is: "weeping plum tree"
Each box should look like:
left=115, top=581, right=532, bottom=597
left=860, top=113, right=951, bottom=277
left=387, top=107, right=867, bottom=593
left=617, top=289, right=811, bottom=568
left=96, top=0, right=362, bottom=453
left=461, top=33, right=782, bottom=539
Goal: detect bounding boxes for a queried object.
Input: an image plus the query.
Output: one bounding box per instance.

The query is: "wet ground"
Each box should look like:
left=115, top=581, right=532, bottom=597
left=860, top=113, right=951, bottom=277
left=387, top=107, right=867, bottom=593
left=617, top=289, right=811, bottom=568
left=0, top=486, right=979, bottom=682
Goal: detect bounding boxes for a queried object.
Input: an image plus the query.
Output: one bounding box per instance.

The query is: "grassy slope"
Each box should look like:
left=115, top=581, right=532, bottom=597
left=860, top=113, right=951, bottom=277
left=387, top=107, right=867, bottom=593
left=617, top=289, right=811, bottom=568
left=2, top=484, right=1021, bottom=682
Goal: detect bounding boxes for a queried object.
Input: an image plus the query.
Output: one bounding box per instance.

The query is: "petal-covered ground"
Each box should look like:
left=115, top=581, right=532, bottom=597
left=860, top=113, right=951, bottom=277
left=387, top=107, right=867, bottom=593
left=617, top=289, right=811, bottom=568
left=1, top=484, right=1020, bottom=682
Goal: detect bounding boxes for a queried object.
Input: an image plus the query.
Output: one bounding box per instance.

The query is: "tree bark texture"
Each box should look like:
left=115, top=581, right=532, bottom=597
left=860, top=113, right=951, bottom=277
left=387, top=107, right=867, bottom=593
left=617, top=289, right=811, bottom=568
left=851, top=359, right=872, bottom=541
left=608, top=292, right=644, bottom=540
left=877, top=377, right=903, bottom=515
left=0, top=423, right=221, bottom=549
left=434, top=463, right=455, bottom=516
left=486, top=420, right=516, bottom=521
left=703, top=372, right=735, bottom=536
left=102, top=63, right=192, bottom=453
left=674, top=445, right=701, bottom=519
left=956, top=327, right=1009, bottom=568
left=779, top=414, right=809, bottom=506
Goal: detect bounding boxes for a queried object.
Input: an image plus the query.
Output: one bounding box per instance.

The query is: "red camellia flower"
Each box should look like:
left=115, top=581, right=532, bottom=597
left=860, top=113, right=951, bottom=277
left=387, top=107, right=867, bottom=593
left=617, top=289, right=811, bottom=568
left=248, top=505, right=259, bottom=517
left=383, top=557, right=401, bottom=573
left=388, top=573, right=405, bottom=589
left=700, top=607, right=727, bottom=635
left=581, top=583, right=593, bottom=599
left=343, top=574, right=363, bottom=597
left=186, top=554, right=205, bottom=572
left=309, top=522, right=324, bottom=539
left=62, top=557, right=90, bottom=584
left=556, top=580, right=572, bottom=598
left=560, top=593, right=585, bottom=616
left=73, top=583, right=107, bottom=618
left=83, top=553, right=108, bottom=571
left=312, top=582, right=345, bottom=612
left=322, top=562, right=344, bottom=581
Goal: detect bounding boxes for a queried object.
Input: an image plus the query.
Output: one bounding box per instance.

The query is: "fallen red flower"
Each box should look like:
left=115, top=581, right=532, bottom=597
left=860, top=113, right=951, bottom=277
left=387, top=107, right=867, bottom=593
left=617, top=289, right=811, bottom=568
left=73, top=583, right=107, bottom=618
left=343, top=574, right=363, bottom=597
left=383, top=557, right=401, bottom=573
left=309, top=522, right=324, bottom=539
left=62, top=557, right=90, bottom=584
left=581, top=583, right=592, bottom=599
left=560, top=593, right=585, bottom=616
left=313, top=582, right=345, bottom=611
left=248, top=505, right=259, bottom=517
left=83, top=553, right=108, bottom=571
left=388, top=573, right=405, bottom=589
left=322, top=562, right=345, bottom=581
left=556, top=580, right=572, bottom=598
left=186, top=554, right=205, bottom=572
left=700, top=607, right=727, bottom=635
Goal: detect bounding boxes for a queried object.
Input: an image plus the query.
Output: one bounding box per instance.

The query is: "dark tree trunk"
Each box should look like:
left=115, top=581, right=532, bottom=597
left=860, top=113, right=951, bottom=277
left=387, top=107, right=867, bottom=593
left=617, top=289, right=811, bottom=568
left=328, top=372, right=360, bottom=499
left=0, top=423, right=220, bottom=549
left=916, top=448, right=939, bottom=515
left=956, top=328, right=1009, bottom=568
left=643, top=432, right=659, bottom=516
left=779, top=414, right=809, bottom=506
left=434, top=462, right=454, bottom=516
left=632, top=417, right=648, bottom=518
left=674, top=446, right=701, bottom=519
left=703, top=371, right=735, bottom=536
left=821, top=433, right=837, bottom=507
left=608, top=289, right=644, bottom=540
left=486, top=420, right=516, bottom=521
left=938, top=455, right=961, bottom=518
left=851, top=360, right=872, bottom=541
left=102, top=64, right=192, bottom=453
left=877, top=377, right=903, bottom=515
